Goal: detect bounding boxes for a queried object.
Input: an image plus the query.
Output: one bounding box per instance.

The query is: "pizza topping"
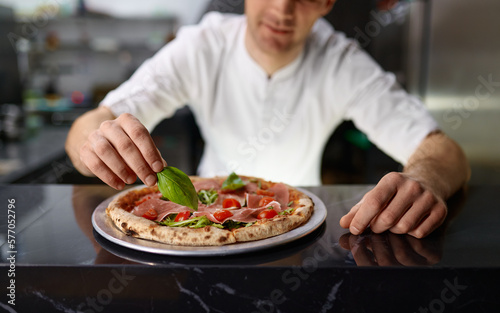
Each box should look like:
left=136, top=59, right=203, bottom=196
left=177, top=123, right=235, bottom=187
left=193, top=179, right=221, bottom=192
left=197, top=189, right=219, bottom=205
left=135, top=196, right=152, bottom=206
left=157, top=166, right=199, bottom=211
left=268, top=183, right=290, bottom=209
left=258, top=197, right=275, bottom=208
left=142, top=208, right=158, bottom=220
left=257, top=208, right=278, bottom=220
left=222, top=198, right=241, bottom=209
left=193, top=200, right=282, bottom=224
left=174, top=211, right=191, bottom=222
left=132, top=198, right=193, bottom=222
left=213, top=209, right=234, bottom=222
left=159, top=215, right=223, bottom=229
left=256, top=189, right=275, bottom=197
left=278, top=207, right=295, bottom=215
left=221, top=172, right=246, bottom=191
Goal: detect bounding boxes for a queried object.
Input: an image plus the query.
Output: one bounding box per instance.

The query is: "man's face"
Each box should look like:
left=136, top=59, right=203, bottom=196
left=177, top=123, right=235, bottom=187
left=245, top=0, right=335, bottom=55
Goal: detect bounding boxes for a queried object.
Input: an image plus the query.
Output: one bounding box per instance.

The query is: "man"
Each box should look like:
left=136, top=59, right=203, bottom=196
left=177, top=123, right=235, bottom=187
left=66, top=0, right=470, bottom=238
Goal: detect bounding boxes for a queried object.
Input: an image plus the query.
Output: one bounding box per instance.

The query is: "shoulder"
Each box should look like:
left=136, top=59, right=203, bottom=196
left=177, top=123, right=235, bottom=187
left=305, top=18, right=362, bottom=62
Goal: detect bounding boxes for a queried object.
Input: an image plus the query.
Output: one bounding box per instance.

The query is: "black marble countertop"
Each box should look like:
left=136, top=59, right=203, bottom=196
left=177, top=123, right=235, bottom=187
left=1, top=184, right=499, bottom=312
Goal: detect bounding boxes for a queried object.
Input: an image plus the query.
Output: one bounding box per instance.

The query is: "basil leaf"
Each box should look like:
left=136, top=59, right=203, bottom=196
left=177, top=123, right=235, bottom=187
left=157, top=166, right=198, bottom=211
left=198, top=189, right=219, bottom=205
left=221, top=172, right=246, bottom=191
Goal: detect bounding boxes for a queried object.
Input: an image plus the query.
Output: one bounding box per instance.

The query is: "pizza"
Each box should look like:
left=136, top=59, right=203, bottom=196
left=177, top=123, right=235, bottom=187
left=105, top=174, right=314, bottom=246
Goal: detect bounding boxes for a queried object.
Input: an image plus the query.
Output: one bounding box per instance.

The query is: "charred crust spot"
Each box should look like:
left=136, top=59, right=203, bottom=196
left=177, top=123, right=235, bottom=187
left=218, top=236, right=228, bottom=243
left=204, top=235, right=211, bottom=240
left=125, top=228, right=138, bottom=236
left=204, top=226, right=211, bottom=232
left=151, top=228, right=156, bottom=235
left=249, top=233, right=254, bottom=238
left=182, top=232, right=188, bottom=237
left=121, top=222, right=128, bottom=229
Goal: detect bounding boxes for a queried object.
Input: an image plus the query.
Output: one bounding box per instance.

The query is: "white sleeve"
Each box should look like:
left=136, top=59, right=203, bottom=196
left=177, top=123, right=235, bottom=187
left=336, top=41, right=439, bottom=165
left=99, top=12, right=226, bottom=132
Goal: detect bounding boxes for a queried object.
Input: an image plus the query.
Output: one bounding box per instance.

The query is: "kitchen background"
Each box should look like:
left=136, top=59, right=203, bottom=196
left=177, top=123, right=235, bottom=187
left=0, top=0, right=499, bottom=185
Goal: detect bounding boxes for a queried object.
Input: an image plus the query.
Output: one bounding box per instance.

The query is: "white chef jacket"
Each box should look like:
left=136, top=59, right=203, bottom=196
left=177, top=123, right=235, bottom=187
left=101, top=12, right=439, bottom=186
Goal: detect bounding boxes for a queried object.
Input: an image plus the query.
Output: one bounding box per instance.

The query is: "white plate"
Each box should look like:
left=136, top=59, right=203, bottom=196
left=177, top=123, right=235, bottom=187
left=92, top=186, right=327, bottom=257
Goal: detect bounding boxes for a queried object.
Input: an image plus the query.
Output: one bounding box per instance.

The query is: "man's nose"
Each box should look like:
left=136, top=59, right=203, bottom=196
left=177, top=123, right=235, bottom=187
left=272, top=0, right=295, bottom=18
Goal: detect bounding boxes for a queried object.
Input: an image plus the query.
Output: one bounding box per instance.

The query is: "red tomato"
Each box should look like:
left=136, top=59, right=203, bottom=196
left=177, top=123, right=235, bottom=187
left=257, top=209, right=277, bottom=219
left=259, top=197, right=275, bottom=207
left=214, top=209, right=233, bottom=222
left=222, top=198, right=241, bottom=209
left=174, top=211, right=191, bottom=222
left=142, top=208, right=158, bottom=220
left=256, top=189, right=275, bottom=197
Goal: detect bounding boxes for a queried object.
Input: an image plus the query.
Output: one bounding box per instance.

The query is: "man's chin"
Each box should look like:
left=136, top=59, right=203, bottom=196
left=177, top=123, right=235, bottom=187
left=258, top=37, right=295, bottom=55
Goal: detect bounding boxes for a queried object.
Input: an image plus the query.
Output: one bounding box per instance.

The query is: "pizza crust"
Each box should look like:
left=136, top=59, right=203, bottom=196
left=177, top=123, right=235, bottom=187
left=105, top=176, right=314, bottom=246
left=106, top=194, right=236, bottom=246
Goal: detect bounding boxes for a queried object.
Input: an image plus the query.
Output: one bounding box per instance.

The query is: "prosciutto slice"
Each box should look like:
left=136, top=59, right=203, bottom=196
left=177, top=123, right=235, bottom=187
left=268, top=183, right=290, bottom=209
left=131, top=199, right=192, bottom=222
left=193, top=179, right=221, bottom=192
left=193, top=200, right=282, bottom=224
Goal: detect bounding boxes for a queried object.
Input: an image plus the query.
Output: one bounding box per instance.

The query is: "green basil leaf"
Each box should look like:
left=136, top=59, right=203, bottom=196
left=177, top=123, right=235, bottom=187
left=221, top=172, right=246, bottom=191
left=157, top=166, right=198, bottom=211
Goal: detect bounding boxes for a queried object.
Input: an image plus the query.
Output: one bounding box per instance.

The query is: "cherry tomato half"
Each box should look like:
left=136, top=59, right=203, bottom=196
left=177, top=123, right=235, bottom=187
left=257, top=209, right=277, bottom=219
left=259, top=197, right=275, bottom=207
left=256, top=189, right=275, bottom=197
left=142, top=208, right=158, bottom=220
left=214, top=209, right=233, bottom=222
left=174, top=211, right=191, bottom=222
left=222, top=198, right=241, bottom=209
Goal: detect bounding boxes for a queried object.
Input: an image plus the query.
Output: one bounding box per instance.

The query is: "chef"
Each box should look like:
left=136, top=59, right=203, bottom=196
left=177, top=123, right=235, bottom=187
left=65, top=0, right=470, bottom=238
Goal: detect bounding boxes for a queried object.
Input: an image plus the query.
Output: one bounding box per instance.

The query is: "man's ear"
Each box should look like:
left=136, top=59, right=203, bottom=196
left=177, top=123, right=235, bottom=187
left=321, top=0, right=336, bottom=16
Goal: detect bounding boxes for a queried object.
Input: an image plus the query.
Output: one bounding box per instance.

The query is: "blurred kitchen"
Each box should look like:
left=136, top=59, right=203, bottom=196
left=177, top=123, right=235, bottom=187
left=0, top=0, right=499, bottom=185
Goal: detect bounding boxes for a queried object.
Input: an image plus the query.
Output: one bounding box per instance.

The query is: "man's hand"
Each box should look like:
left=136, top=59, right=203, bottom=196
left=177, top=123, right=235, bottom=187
left=66, top=107, right=166, bottom=190
left=340, top=131, right=469, bottom=238
left=339, top=172, right=447, bottom=238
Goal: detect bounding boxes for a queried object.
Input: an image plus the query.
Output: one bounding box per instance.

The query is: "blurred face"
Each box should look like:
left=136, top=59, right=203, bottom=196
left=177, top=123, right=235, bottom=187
left=245, top=0, right=335, bottom=56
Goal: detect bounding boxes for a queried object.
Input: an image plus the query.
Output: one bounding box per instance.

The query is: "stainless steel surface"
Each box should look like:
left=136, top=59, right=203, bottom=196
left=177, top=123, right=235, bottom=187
left=424, top=0, right=500, bottom=173
left=92, top=187, right=327, bottom=257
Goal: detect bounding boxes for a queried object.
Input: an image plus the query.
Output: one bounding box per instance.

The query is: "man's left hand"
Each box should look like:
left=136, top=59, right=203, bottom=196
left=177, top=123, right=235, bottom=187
left=339, top=172, right=448, bottom=238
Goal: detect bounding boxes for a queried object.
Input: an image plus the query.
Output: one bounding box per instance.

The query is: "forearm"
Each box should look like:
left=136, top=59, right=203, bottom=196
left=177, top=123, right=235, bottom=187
left=65, top=106, right=116, bottom=176
left=403, top=131, right=470, bottom=200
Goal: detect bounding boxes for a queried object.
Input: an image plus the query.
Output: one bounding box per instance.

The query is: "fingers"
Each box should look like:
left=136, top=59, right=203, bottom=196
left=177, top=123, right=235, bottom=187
left=339, top=172, right=448, bottom=238
left=80, top=113, right=165, bottom=189
left=346, top=173, right=399, bottom=235
left=339, top=198, right=362, bottom=229
left=117, top=114, right=165, bottom=172
left=100, top=118, right=156, bottom=186
left=80, top=142, right=126, bottom=190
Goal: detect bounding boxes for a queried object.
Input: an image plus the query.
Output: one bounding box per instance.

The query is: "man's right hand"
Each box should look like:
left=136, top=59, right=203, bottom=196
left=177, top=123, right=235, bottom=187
left=66, top=107, right=166, bottom=190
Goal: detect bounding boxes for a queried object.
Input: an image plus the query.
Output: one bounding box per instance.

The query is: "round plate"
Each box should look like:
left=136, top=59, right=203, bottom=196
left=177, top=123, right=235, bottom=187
left=92, top=186, right=327, bottom=257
